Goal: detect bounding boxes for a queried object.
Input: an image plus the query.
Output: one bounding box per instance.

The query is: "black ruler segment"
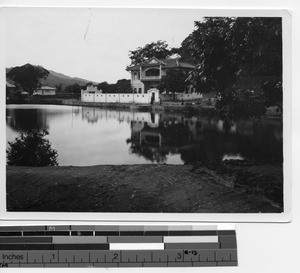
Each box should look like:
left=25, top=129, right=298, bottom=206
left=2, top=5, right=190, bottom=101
left=0, top=232, right=22, bottom=237
left=0, top=225, right=237, bottom=267
left=95, top=231, right=119, bottom=236
left=71, top=231, right=93, bottom=236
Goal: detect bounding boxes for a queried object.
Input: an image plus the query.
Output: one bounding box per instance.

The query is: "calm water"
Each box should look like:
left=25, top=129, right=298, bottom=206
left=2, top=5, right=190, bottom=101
left=6, top=104, right=283, bottom=166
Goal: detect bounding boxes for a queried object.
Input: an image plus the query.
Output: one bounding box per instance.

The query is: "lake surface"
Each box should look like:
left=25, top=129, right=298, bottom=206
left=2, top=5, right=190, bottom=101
left=6, top=104, right=283, bottom=166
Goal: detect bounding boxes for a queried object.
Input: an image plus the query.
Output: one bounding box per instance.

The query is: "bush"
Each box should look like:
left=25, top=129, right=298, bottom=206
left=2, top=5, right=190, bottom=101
left=215, top=89, right=266, bottom=119
left=261, top=80, right=282, bottom=113
left=7, top=129, right=58, bottom=167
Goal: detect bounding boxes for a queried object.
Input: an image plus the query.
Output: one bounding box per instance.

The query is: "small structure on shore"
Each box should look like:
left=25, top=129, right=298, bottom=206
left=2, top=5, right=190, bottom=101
left=6, top=81, right=17, bottom=95
left=33, top=86, right=56, bottom=96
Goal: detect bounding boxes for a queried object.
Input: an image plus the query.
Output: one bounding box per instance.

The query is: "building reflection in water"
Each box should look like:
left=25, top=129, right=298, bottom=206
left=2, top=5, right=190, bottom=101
left=125, top=113, right=283, bottom=164
left=80, top=106, right=282, bottom=164
left=7, top=105, right=282, bottom=165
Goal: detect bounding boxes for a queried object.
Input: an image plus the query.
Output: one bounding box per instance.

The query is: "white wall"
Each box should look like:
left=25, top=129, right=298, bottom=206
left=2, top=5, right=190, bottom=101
left=81, top=89, right=159, bottom=104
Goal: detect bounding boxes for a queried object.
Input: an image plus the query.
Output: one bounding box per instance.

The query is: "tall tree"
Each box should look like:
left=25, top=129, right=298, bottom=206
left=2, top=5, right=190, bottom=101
left=64, top=83, right=82, bottom=94
left=115, top=79, right=132, bottom=93
left=97, top=82, right=109, bottom=93
left=129, top=40, right=172, bottom=65
left=7, top=64, right=50, bottom=96
left=183, top=17, right=282, bottom=93
left=55, top=84, right=63, bottom=93
left=160, top=69, right=190, bottom=98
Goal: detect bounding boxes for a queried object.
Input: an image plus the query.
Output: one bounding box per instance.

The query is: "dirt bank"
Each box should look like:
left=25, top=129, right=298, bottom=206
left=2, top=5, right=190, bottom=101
left=6, top=164, right=282, bottom=213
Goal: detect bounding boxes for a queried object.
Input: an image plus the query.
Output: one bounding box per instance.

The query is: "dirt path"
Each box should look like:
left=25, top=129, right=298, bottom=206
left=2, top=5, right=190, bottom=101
left=6, top=164, right=282, bottom=213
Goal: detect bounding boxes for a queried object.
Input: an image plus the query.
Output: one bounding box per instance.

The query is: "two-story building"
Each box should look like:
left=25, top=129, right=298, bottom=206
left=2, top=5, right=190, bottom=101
left=126, top=57, right=196, bottom=94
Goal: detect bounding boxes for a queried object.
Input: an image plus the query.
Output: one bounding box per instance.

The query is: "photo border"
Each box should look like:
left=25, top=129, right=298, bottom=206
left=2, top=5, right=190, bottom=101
left=0, top=6, right=292, bottom=223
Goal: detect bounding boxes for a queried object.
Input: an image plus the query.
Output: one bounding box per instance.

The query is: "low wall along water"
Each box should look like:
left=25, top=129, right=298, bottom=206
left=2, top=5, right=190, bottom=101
left=81, top=87, right=160, bottom=104
left=81, top=86, right=203, bottom=104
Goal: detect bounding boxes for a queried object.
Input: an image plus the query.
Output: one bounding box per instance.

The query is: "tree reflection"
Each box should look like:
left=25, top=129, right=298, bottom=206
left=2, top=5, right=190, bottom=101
left=6, top=108, right=48, bottom=132
left=127, top=116, right=283, bottom=165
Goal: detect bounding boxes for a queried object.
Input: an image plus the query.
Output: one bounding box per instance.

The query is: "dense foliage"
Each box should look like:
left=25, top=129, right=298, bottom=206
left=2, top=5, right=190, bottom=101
left=178, top=17, right=282, bottom=117
left=64, top=83, right=82, bottom=94
left=97, top=79, right=132, bottom=93
left=7, top=64, right=50, bottom=96
left=182, top=17, right=282, bottom=92
left=160, top=69, right=190, bottom=95
left=129, top=40, right=172, bottom=65
left=215, top=89, right=266, bottom=119
left=7, top=130, right=58, bottom=167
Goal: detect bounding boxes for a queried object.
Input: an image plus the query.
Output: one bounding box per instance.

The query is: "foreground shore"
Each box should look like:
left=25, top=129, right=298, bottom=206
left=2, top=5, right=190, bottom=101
left=6, top=163, right=283, bottom=213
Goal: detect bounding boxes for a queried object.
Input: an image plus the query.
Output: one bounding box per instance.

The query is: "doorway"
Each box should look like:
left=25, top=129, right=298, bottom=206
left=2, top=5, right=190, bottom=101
left=151, top=92, right=155, bottom=104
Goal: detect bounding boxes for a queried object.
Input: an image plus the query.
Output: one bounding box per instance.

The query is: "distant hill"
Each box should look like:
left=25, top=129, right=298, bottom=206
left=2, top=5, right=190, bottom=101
left=6, top=66, right=98, bottom=91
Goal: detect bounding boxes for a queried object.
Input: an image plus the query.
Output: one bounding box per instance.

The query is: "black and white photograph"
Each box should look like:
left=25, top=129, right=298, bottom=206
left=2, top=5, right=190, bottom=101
left=4, top=8, right=287, bottom=215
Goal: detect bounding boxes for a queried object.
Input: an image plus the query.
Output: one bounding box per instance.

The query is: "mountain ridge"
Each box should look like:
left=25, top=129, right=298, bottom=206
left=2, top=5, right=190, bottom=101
left=6, top=66, right=98, bottom=90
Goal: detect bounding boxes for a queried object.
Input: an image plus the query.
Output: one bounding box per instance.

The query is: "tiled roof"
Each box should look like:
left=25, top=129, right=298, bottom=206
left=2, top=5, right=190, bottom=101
left=162, top=58, right=195, bottom=69
left=126, top=57, right=195, bottom=71
left=126, top=65, right=140, bottom=71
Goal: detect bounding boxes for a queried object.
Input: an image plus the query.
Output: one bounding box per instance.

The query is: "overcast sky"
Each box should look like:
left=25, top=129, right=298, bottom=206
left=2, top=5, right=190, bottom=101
left=5, top=8, right=204, bottom=83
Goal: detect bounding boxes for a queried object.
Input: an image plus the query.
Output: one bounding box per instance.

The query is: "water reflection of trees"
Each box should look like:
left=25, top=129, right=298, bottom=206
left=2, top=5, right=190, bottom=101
left=127, top=115, right=283, bottom=164
left=6, top=108, right=49, bottom=131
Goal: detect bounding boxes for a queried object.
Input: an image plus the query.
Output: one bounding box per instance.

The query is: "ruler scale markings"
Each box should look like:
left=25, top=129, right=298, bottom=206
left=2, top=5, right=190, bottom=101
left=0, top=225, right=237, bottom=267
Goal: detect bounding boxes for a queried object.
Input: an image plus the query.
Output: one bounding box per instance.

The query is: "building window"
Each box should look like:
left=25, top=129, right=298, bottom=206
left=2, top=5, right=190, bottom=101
left=138, top=88, right=142, bottom=93
left=145, top=68, right=160, bottom=77
left=134, top=88, right=137, bottom=93
left=133, top=72, right=140, bottom=80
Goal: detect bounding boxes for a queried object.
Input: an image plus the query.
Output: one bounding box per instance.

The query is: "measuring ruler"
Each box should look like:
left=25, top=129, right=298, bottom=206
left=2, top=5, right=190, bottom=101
left=0, top=225, right=237, bottom=267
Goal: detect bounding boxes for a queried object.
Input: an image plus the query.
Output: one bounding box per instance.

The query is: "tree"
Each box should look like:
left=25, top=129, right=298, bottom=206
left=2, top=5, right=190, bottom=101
left=96, top=80, right=132, bottom=93
left=97, top=82, right=109, bottom=93
left=215, top=89, right=266, bottom=119
left=64, top=83, right=82, bottom=94
left=129, top=40, right=172, bottom=65
left=262, top=80, right=283, bottom=112
left=7, top=64, right=49, bottom=96
left=160, top=69, right=190, bottom=99
left=183, top=17, right=282, bottom=93
left=55, top=84, right=63, bottom=93
left=178, top=17, right=282, bottom=117
left=115, top=79, right=132, bottom=93
left=7, top=129, right=58, bottom=167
